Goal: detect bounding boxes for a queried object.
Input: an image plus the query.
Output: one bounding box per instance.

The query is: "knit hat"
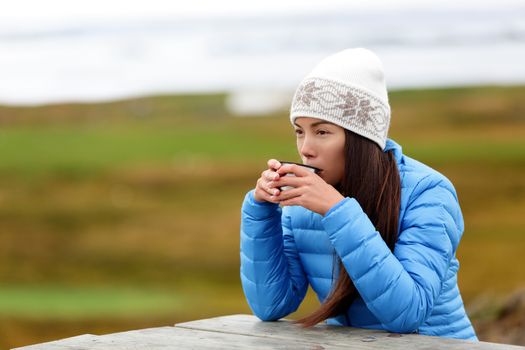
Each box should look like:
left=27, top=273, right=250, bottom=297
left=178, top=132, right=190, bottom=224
left=290, top=48, right=391, bottom=150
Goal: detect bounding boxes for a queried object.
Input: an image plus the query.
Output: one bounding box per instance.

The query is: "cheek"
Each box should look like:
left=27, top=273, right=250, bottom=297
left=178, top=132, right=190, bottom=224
left=326, top=140, right=346, bottom=180
left=326, top=139, right=345, bottom=162
left=328, top=155, right=345, bottom=175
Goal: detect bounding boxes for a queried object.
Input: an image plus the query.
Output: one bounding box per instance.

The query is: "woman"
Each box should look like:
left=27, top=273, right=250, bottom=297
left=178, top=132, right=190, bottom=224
left=240, top=48, right=477, bottom=340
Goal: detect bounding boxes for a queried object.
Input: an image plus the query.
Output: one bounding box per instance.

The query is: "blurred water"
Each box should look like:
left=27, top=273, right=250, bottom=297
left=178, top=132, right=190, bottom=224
left=0, top=6, right=524, bottom=105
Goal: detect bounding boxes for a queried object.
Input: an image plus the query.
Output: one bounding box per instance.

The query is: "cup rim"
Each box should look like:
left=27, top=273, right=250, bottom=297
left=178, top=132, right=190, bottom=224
left=278, top=160, right=322, bottom=173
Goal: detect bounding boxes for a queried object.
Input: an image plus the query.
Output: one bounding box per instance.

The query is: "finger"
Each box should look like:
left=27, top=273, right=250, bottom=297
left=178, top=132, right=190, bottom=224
left=258, top=178, right=280, bottom=196
left=255, top=187, right=281, bottom=204
left=267, top=159, right=282, bottom=171
left=263, top=169, right=280, bottom=182
left=262, top=179, right=280, bottom=196
left=273, top=175, right=303, bottom=188
left=278, top=196, right=300, bottom=207
left=275, top=187, right=302, bottom=201
left=277, top=163, right=311, bottom=177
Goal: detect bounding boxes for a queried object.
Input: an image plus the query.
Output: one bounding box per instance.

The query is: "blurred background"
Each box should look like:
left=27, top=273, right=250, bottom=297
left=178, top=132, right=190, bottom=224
left=1, top=0, right=524, bottom=348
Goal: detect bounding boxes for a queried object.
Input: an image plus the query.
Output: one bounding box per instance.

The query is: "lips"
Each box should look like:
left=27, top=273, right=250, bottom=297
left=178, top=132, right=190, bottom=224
left=311, top=167, right=324, bottom=175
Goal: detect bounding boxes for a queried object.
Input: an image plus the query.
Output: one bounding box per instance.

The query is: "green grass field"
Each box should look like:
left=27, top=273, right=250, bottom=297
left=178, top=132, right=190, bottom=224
left=0, top=85, right=524, bottom=348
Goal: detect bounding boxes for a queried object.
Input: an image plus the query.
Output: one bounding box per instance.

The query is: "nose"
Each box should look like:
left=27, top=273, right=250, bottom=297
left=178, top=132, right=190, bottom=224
left=299, top=136, right=316, bottom=160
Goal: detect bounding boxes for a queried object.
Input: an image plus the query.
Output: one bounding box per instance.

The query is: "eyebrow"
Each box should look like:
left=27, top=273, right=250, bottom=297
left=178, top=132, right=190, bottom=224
left=293, top=121, right=334, bottom=128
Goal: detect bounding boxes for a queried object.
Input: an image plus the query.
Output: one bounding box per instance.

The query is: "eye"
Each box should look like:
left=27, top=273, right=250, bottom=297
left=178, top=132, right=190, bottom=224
left=317, top=130, right=329, bottom=135
left=294, top=129, right=303, bottom=135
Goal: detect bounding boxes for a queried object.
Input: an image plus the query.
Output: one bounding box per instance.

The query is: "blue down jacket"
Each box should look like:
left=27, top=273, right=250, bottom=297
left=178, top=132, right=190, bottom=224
left=240, top=139, right=477, bottom=340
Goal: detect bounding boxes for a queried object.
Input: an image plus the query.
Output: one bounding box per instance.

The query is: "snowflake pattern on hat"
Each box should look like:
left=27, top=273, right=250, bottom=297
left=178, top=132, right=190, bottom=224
left=291, top=78, right=390, bottom=148
left=295, top=81, right=322, bottom=106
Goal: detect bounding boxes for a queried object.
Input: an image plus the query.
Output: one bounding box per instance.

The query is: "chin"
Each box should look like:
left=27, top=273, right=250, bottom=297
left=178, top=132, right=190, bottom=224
left=324, top=177, right=336, bottom=185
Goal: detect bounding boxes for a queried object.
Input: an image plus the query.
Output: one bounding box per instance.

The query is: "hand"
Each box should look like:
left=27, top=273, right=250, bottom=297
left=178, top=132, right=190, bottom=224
left=269, top=163, right=345, bottom=216
left=253, top=159, right=283, bottom=204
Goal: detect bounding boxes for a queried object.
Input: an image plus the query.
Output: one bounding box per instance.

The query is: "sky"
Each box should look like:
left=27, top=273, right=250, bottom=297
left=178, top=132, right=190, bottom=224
left=2, top=0, right=524, bottom=23
left=1, top=0, right=524, bottom=106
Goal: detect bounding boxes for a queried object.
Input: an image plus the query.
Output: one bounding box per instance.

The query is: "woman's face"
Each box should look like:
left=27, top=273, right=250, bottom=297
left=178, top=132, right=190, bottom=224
left=293, top=117, right=346, bottom=186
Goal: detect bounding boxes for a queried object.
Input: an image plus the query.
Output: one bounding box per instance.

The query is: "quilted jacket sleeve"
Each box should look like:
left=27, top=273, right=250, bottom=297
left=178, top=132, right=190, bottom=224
left=240, top=189, right=309, bottom=321
left=321, top=174, right=463, bottom=333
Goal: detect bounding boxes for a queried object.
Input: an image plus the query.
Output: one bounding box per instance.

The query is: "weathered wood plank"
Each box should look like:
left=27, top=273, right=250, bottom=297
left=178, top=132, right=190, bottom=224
left=12, top=334, right=100, bottom=350
left=176, top=314, right=525, bottom=350
left=13, top=326, right=348, bottom=350
left=12, top=314, right=525, bottom=350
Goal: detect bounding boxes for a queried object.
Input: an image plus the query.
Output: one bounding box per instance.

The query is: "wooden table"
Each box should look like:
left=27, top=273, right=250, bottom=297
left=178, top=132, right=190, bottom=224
left=13, top=314, right=525, bottom=349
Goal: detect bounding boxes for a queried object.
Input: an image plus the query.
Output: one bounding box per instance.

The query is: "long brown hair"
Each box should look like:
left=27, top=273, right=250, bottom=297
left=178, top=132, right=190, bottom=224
left=294, top=130, right=401, bottom=327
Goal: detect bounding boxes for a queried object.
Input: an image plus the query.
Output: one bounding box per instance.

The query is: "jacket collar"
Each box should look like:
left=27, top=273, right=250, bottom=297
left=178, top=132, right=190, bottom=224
left=384, top=138, right=403, bottom=164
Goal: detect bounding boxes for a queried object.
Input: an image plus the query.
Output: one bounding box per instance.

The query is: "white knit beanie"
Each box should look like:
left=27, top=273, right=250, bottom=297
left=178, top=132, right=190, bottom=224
left=290, top=48, right=391, bottom=150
